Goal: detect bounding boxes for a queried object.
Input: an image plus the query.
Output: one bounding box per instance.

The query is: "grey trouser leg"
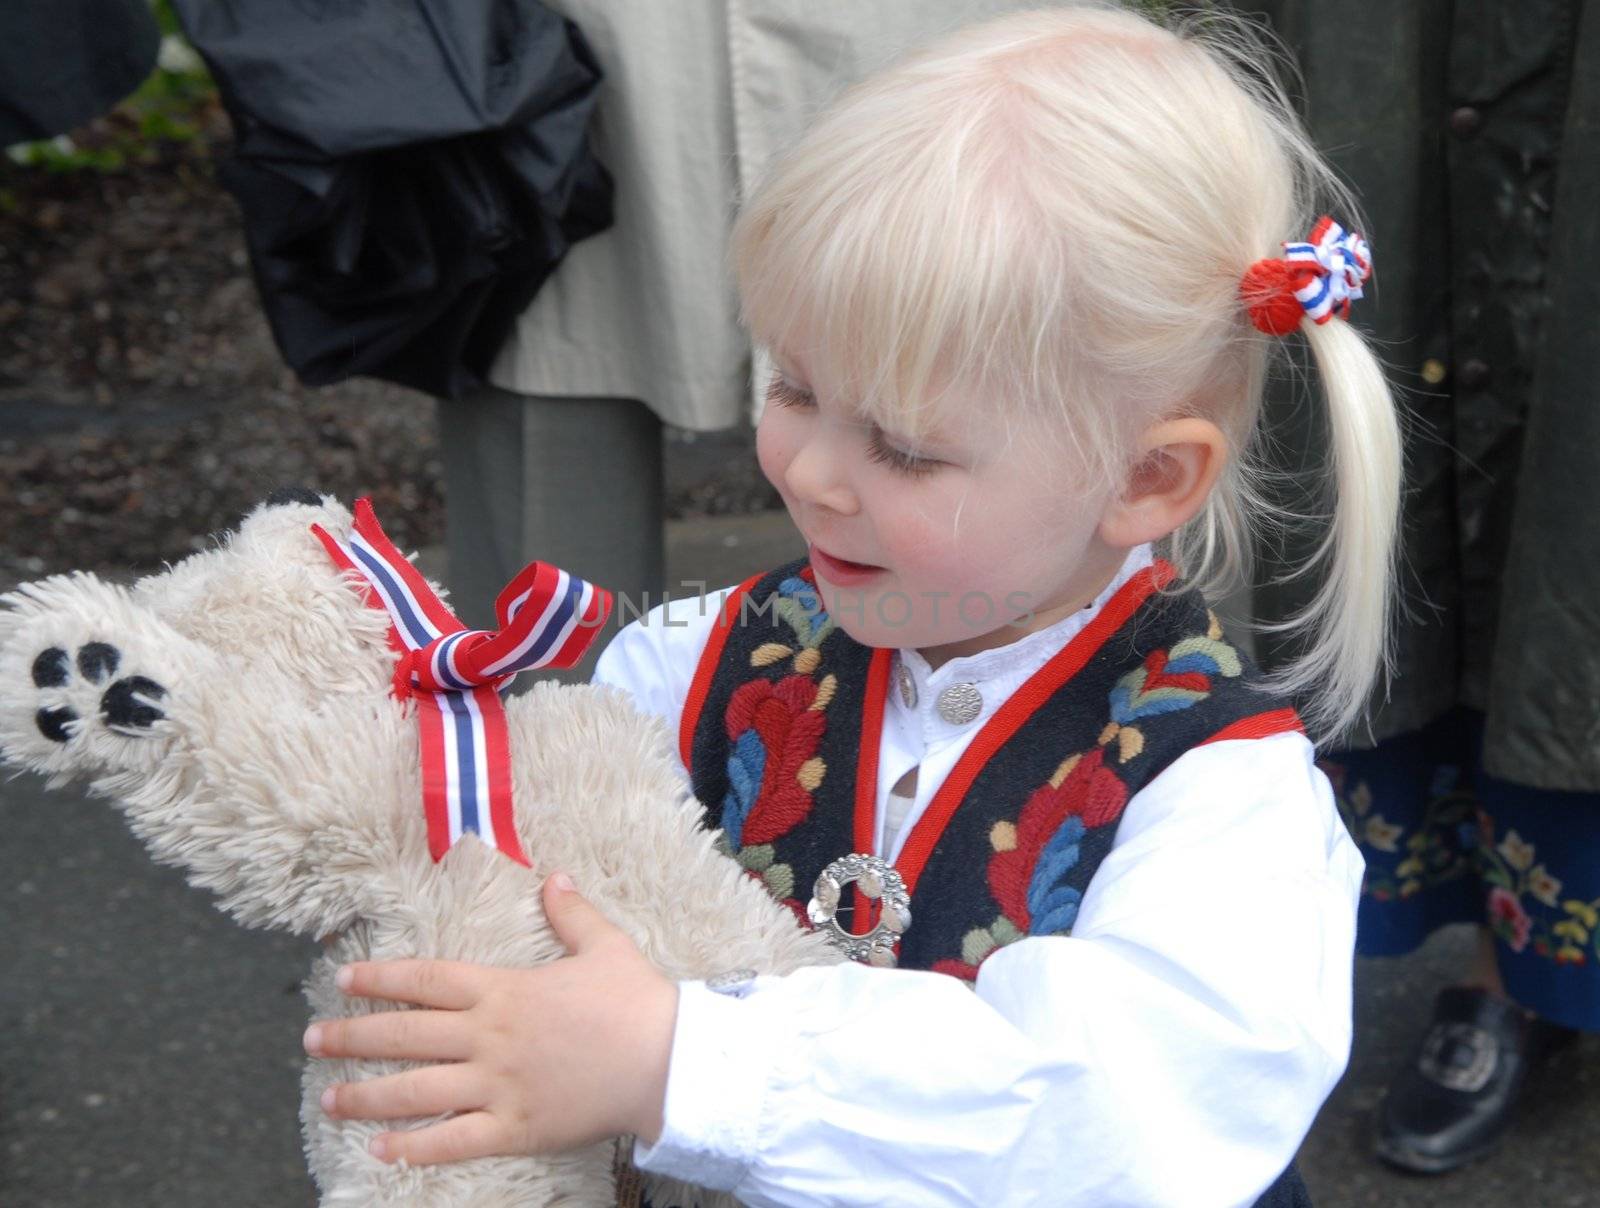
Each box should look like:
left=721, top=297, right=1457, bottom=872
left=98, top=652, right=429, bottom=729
left=440, top=388, right=665, bottom=685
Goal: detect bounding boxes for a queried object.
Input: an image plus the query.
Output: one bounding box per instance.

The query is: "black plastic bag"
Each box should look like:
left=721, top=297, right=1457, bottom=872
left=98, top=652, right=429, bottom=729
left=0, top=0, right=161, bottom=145
left=169, top=0, right=614, bottom=399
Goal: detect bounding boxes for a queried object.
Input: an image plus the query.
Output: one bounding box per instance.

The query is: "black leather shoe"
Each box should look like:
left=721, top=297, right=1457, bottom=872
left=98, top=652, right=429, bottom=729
left=1374, top=985, right=1570, bottom=1174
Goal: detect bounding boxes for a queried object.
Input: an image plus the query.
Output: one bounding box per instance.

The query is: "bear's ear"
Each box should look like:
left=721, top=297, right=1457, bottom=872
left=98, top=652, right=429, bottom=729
left=261, top=486, right=326, bottom=510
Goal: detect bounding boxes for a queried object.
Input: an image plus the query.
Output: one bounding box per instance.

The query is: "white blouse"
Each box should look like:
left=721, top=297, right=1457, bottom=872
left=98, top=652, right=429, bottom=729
left=590, top=547, right=1363, bottom=1207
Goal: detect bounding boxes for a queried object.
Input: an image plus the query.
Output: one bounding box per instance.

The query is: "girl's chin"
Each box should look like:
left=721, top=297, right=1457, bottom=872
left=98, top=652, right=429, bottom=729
left=818, top=596, right=1030, bottom=659
left=809, top=598, right=950, bottom=653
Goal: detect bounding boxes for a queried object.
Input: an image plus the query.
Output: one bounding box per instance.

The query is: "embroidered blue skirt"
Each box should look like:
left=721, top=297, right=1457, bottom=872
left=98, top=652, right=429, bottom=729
left=1322, top=708, right=1600, bottom=1032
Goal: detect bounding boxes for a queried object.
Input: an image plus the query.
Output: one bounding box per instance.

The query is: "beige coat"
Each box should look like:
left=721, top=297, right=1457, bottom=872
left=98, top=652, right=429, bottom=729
left=489, top=0, right=1050, bottom=430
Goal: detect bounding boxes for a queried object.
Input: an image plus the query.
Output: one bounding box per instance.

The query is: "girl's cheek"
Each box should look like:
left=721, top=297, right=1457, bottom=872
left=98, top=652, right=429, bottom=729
left=879, top=508, right=947, bottom=578
left=897, top=482, right=968, bottom=553
left=754, top=411, right=796, bottom=495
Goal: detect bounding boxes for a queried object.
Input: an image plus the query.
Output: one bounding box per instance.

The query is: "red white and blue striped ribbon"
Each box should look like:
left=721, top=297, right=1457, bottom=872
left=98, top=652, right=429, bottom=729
left=1283, top=216, right=1373, bottom=323
left=311, top=498, right=612, bottom=867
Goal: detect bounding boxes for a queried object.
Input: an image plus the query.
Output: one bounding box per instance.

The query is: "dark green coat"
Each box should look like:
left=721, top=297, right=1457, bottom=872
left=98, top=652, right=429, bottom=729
left=1242, top=0, right=1600, bottom=790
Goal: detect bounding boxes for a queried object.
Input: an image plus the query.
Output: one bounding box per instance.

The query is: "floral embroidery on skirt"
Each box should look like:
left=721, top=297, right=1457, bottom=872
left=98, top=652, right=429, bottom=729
left=1322, top=707, right=1600, bottom=1031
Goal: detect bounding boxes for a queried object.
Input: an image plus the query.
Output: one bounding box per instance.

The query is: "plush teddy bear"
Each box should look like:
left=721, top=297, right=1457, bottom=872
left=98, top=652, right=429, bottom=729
left=0, top=490, right=841, bottom=1208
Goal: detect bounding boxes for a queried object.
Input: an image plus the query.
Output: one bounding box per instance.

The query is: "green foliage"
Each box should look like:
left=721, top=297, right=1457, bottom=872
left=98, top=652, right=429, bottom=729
left=8, top=138, right=127, bottom=174
left=151, top=0, right=184, bottom=36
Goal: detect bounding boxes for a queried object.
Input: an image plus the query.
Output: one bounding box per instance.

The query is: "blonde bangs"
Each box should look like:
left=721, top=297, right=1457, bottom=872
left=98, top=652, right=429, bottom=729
left=729, top=3, right=1268, bottom=475
left=731, top=44, right=1087, bottom=458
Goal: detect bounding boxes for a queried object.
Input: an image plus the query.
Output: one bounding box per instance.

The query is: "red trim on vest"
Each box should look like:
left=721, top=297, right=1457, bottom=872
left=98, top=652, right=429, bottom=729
left=885, top=561, right=1179, bottom=900
left=852, top=649, right=894, bottom=856
left=679, top=570, right=767, bottom=774
left=1199, top=708, right=1306, bottom=745
left=846, top=647, right=895, bottom=934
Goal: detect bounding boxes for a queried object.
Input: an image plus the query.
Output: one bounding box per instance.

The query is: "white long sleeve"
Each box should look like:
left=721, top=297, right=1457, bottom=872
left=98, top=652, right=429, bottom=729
left=591, top=574, right=1363, bottom=1208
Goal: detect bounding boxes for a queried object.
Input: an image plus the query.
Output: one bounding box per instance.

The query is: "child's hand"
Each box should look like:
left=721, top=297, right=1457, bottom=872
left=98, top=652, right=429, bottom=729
left=302, top=872, right=678, bottom=1166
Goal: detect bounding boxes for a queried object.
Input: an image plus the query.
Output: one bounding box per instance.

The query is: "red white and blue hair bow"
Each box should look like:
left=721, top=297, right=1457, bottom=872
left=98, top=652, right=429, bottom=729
left=312, top=498, right=613, bottom=867
left=1241, top=215, right=1374, bottom=336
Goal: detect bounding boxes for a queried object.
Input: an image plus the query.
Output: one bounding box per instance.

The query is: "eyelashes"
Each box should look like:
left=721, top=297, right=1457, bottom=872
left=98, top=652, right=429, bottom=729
left=765, top=374, right=813, bottom=410
left=765, top=375, right=941, bottom=478
left=866, top=432, right=941, bottom=478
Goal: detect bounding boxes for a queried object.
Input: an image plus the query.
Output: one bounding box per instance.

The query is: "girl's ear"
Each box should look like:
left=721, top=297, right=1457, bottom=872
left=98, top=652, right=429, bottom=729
left=1097, top=417, right=1229, bottom=549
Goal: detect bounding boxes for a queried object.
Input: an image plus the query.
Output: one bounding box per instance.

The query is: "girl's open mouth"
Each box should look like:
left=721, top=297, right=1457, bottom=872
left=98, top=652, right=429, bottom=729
left=810, top=545, right=886, bottom=583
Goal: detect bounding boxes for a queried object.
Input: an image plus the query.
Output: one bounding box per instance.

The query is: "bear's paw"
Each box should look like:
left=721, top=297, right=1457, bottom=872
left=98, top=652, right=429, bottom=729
left=29, top=641, right=168, bottom=744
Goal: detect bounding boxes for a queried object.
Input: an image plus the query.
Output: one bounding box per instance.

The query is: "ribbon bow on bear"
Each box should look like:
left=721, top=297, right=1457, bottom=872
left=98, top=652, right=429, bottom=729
left=312, top=498, right=613, bottom=866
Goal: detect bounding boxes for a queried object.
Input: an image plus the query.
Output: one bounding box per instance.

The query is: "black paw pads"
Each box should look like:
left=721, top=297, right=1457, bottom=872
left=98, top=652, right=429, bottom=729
left=31, top=647, right=70, bottom=689
left=77, top=642, right=120, bottom=683
left=35, top=705, right=77, bottom=743
left=101, top=676, right=167, bottom=732
left=30, top=642, right=168, bottom=743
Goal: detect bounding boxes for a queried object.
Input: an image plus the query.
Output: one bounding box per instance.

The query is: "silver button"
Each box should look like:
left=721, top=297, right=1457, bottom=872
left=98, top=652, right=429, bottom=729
left=936, top=682, right=983, bottom=725
left=705, top=968, right=759, bottom=998
left=895, top=663, right=917, bottom=709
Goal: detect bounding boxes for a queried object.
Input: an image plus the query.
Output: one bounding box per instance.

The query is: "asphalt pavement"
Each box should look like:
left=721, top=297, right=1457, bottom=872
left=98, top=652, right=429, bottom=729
left=3, top=510, right=1597, bottom=1207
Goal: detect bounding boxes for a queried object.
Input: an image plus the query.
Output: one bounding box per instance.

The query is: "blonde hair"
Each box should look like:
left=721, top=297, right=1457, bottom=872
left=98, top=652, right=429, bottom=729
left=730, top=2, right=1400, bottom=743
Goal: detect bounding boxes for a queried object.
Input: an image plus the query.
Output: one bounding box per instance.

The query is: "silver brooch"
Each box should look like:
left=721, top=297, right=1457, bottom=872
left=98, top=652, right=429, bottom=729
left=807, top=853, right=912, bottom=967
left=936, top=681, right=983, bottom=726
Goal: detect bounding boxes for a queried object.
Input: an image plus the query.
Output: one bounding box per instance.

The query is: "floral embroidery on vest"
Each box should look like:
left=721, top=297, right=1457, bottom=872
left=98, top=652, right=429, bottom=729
left=934, top=612, right=1245, bottom=981
left=687, top=559, right=1300, bottom=980
left=716, top=571, right=837, bottom=924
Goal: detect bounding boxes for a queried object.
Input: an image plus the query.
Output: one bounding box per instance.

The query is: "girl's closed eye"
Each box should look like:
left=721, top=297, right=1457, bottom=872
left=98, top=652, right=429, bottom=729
left=765, top=372, right=815, bottom=411
left=766, top=372, right=942, bottom=478
left=865, top=427, right=941, bottom=478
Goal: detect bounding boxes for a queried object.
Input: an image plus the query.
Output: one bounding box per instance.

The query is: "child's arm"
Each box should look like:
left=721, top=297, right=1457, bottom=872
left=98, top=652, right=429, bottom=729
left=307, top=596, right=1358, bottom=1205
left=628, top=731, right=1359, bottom=1207
left=584, top=583, right=736, bottom=729
left=304, top=737, right=1351, bottom=1201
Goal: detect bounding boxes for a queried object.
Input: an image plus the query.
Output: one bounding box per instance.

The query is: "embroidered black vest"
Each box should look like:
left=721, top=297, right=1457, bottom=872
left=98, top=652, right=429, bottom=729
left=680, top=555, right=1304, bottom=979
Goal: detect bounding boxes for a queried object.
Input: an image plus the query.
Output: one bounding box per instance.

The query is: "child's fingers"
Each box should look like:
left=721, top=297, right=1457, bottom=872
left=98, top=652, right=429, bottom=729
left=321, top=1062, right=487, bottom=1123
left=369, top=1110, right=505, bottom=1167
left=305, top=1010, right=473, bottom=1062
left=337, top=959, right=481, bottom=1009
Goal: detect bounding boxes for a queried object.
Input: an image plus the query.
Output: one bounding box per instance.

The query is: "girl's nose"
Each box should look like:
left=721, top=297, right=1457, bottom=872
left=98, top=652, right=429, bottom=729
left=784, top=431, right=859, bottom=517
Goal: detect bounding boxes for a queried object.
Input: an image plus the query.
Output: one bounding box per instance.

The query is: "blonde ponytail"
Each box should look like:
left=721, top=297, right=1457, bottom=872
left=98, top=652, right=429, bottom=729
left=1254, top=315, right=1401, bottom=741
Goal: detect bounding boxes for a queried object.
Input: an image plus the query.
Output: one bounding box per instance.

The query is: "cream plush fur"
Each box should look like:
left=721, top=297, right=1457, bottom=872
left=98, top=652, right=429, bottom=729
left=0, top=494, right=841, bottom=1207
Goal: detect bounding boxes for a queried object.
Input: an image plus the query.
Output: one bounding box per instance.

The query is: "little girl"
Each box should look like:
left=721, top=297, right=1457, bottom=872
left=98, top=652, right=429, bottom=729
left=305, top=5, right=1400, bottom=1204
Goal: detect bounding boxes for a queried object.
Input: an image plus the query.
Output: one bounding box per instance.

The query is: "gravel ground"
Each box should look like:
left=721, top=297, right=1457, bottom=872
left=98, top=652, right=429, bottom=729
left=0, top=109, right=773, bottom=588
